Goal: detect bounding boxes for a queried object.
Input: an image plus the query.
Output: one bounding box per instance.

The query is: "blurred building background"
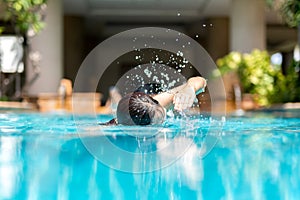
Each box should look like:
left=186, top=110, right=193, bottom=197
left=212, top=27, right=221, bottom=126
left=0, top=0, right=298, bottom=104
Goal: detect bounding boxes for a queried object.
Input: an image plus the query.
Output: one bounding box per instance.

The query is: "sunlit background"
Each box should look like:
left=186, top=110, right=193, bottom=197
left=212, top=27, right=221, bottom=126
left=1, top=1, right=300, bottom=200
left=0, top=0, right=299, bottom=110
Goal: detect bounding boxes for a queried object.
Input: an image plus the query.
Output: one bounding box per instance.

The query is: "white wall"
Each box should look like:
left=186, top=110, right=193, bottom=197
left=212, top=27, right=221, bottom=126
left=26, top=0, right=63, bottom=95
left=230, top=0, right=266, bottom=53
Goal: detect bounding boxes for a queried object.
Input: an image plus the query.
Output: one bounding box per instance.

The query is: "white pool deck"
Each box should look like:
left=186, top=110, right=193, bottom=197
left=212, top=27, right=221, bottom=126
left=0, top=101, right=35, bottom=111
left=0, top=100, right=300, bottom=113
left=261, top=102, right=300, bottom=110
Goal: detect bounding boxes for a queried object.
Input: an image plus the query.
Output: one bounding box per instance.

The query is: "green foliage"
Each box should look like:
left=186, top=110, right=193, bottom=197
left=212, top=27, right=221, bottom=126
left=280, top=0, right=300, bottom=27
left=215, top=50, right=300, bottom=106
left=0, top=26, right=4, bottom=34
left=215, top=52, right=242, bottom=76
left=267, top=0, right=300, bottom=27
left=238, top=50, right=277, bottom=106
left=270, top=60, right=300, bottom=103
left=0, top=96, right=9, bottom=101
left=1, top=0, right=47, bottom=34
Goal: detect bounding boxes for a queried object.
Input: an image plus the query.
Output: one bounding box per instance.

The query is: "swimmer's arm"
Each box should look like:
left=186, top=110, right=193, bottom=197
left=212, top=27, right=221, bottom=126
left=152, top=90, right=176, bottom=109
left=153, top=76, right=207, bottom=108
left=185, top=76, right=207, bottom=95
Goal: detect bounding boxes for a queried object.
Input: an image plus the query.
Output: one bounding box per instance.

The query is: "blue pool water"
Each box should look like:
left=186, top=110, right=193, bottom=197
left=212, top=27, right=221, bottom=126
left=0, top=110, right=300, bottom=200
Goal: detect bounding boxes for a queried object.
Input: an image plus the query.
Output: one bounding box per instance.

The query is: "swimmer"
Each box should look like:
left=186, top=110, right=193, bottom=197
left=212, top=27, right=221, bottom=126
left=101, top=76, right=207, bottom=126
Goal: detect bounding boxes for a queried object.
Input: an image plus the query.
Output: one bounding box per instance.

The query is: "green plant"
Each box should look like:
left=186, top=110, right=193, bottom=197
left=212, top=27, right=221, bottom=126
left=0, top=0, right=47, bottom=35
left=270, top=60, right=300, bottom=103
left=280, top=0, right=300, bottom=27
left=238, top=50, right=277, bottom=106
left=267, top=0, right=300, bottom=27
left=214, top=52, right=242, bottom=77
left=267, top=0, right=300, bottom=49
left=0, top=95, right=9, bottom=101
left=215, top=50, right=300, bottom=106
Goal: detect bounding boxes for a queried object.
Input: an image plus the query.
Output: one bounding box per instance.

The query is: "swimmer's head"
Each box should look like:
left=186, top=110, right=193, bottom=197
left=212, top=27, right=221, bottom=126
left=116, top=92, right=166, bottom=125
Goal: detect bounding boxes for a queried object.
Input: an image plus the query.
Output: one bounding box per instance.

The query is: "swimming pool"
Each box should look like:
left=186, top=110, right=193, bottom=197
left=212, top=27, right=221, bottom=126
left=0, top=110, right=299, bottom=200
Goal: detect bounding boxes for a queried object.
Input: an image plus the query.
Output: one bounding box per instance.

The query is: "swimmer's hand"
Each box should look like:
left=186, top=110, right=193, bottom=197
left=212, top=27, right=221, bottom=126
left=173, top=83, right=196, bottom=111
left=172, top=77, right=206, bottom=111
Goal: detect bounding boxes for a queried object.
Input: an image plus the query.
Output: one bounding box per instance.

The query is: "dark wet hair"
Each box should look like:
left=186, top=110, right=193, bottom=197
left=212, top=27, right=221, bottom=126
left=116, top=92, right=165, bottom=125
left=98, top=118, right=117, bottom=126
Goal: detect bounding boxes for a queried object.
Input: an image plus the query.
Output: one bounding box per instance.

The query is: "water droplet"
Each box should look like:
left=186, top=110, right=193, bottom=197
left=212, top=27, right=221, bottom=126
left=182, top=45, right=185, bottom=48
left=177, top=13, right=181, bottom=16
left=188, top=41, right=191, bottom=45
left=210, top=23, right=213, bottom=27
left=195, top=35, right=199, bottom=38
left=175, top=38, right=179, bottom=42
left=202, top=24, right=206, bottom=27
left=176, top=51, right=183, bottom=57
